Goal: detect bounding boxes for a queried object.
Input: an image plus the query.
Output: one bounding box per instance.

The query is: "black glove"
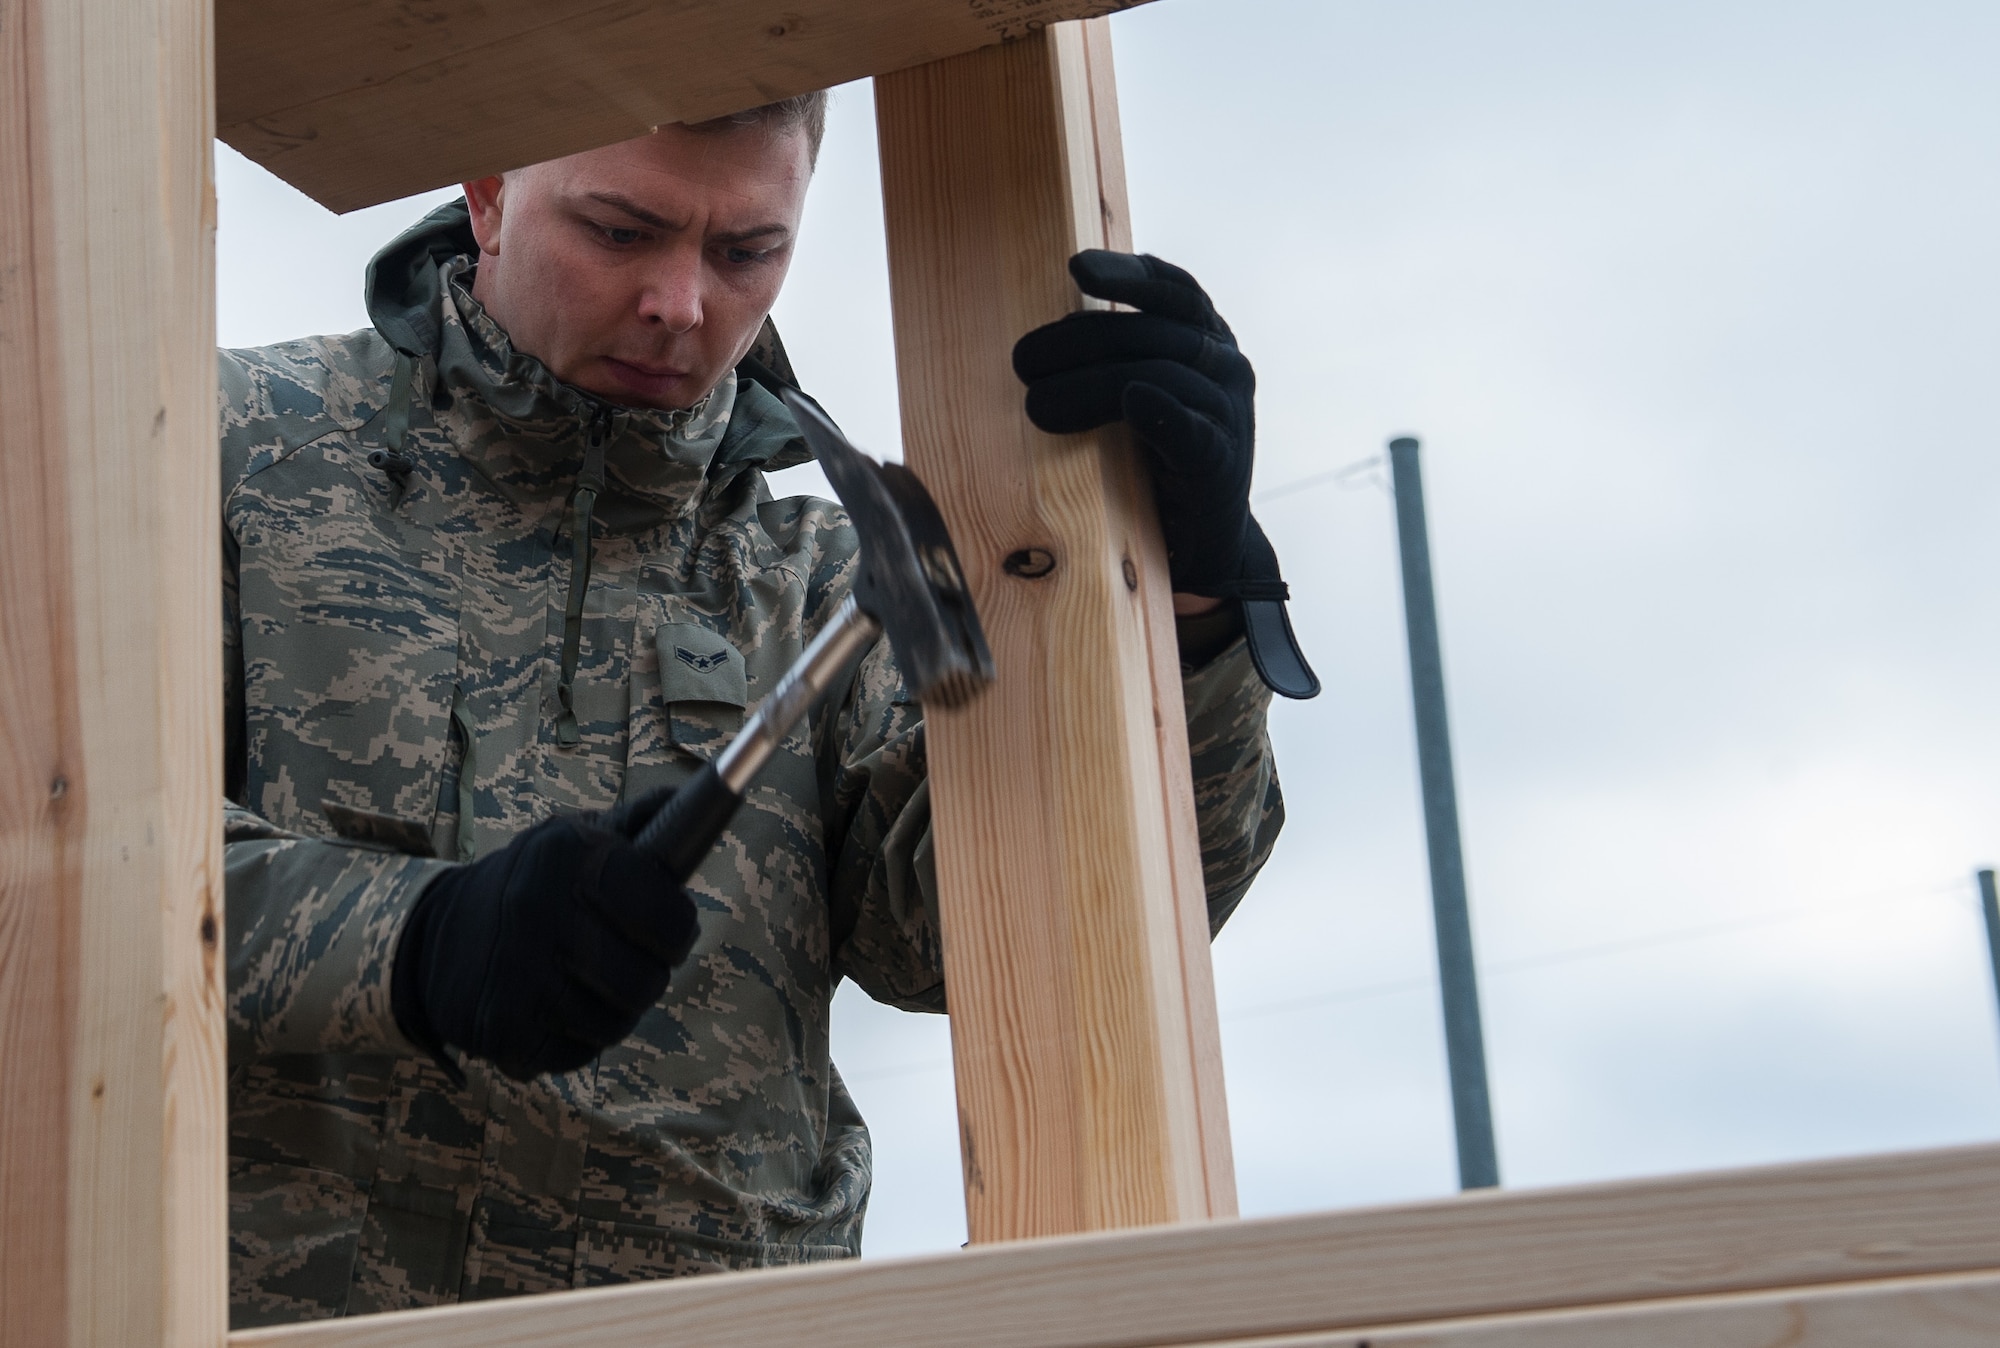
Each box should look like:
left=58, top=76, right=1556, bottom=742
left=1012, top=250, right=1318, bottom=698
left=390, top=788, right=698, bottom=1081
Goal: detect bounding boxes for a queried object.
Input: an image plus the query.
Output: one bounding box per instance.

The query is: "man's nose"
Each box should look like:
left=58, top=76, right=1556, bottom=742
left=637, top=247, right=704, bottom=333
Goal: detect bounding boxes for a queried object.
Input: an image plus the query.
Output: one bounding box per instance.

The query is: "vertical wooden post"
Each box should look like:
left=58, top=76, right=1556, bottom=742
left=876, top=19, right=1236, bottom=1242
left=0, top=0, right=227, bottom=1342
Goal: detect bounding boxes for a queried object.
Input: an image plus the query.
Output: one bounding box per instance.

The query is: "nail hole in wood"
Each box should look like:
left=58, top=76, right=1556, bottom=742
left=1003, top=547, right=1056, bottom=579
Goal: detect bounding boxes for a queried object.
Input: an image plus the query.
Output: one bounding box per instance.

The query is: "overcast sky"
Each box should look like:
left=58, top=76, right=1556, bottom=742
left=217, top=0, right=2000, bottom=1257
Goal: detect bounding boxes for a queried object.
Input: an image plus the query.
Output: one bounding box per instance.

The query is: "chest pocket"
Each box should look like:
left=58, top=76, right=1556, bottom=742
left=655, top=621, right=747, bottom=759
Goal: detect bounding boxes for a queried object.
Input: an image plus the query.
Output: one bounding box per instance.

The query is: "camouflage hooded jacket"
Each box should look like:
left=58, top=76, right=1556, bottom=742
left=221, top=201, right=1284, bottom=1327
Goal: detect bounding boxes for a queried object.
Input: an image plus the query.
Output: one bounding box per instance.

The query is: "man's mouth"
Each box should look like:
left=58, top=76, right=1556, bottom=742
left=600, top=356, right=692, bottom=402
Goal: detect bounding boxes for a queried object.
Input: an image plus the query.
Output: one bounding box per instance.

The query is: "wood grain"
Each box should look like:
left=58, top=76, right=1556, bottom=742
left=1079, top=15, right=1239, bottom=1222
left=1190, top=1269, right=2000, bottom=1347
left=874, top=20, right=1232, bottom=1242
left=230, top=1143, right=2000, bottom=1348
left=214, top=0, right=1158, bottom=213
left=0, top=0, right=227, bottom=1342
left=0, top=1, right=80, bottom=1337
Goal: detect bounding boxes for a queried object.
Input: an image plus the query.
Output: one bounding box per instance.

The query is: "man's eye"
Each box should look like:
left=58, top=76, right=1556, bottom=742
left=722, top=246, right=767, bottom=266
left=600, top=226, right=643, bottom=246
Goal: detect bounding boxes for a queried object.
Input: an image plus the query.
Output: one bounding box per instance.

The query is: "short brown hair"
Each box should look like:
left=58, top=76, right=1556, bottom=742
left=684, top=92, right=830, bottom=168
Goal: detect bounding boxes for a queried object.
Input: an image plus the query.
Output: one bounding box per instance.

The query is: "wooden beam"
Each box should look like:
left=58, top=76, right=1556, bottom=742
left=215, top=0, right=1159, bottom=213
left=228, top=1143, right=2000, bottom=1348
left=1183, top=1269, right=2000, bottom=1347
left=874, top=19, right=1235, bottom=1241
left=0, top=0, right=227, bottom=1342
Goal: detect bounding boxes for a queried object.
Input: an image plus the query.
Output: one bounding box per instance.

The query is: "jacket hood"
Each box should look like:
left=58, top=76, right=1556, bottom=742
left=364, top=197, right=813, bottom=477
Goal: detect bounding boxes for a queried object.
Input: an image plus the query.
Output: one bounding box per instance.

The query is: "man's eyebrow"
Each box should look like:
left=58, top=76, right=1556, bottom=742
left=710, top=223, right=792, bottom=246
left=581, top=192, right=790, bottom=246
left=584, top=191, right=674, bottom=230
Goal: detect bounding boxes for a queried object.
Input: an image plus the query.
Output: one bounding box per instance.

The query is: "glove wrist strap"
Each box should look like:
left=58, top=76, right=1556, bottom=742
left=1238, top=598, right=1320, bottom=700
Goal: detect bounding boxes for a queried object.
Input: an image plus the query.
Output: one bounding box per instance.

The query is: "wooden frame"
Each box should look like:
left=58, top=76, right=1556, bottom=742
left=231, top=1142, right=2000, bottom=1346
left=233, top=1273, right=2000, bottom=1347
left=214, top=0, right=1162, bottom=213
left=2, top=0, right=226, bottom=1341
left=2, top=2, right=1994, bottom=1345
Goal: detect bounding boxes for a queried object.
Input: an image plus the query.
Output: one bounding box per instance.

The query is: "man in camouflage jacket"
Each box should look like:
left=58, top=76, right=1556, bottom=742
left=222, top=98, right=1294, bottom=1327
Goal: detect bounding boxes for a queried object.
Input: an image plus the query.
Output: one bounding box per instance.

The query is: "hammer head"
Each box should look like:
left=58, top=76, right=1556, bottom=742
left=781, top=388, right=995, bottom=710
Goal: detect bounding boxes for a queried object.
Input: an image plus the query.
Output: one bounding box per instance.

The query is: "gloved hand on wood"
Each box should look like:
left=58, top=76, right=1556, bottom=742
left=1011, top=250, right=1318, bottom=698
left=391, top=787, right=699, bottom=1081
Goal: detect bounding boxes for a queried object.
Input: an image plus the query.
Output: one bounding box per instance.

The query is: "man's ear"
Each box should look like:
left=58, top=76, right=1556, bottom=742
left=463, top=175, right=506, bottom=255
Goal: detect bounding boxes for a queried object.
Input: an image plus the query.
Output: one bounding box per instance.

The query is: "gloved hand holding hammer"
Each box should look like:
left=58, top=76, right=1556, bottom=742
left=391, top=786, right=696, bottom=1081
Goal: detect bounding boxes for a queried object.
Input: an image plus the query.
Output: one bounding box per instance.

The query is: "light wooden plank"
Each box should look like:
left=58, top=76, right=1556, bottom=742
left=0, top=7, right=73, bottom=1339
left=1189, top=1268, right=2000, bottom=1347
left=874, top=18, right=1233, bottom=1241
left=0, top=0, right=227, bottom=1342
left=230, top=1143, right=2000, bottom=1348
left=215, top=0, right=1158, bottom=213
left=1077, top=13, right=1240, bottom=1225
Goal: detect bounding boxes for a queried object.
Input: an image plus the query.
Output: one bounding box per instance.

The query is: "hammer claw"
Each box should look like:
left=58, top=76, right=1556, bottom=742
left=782, top=389, right=996, bottom=708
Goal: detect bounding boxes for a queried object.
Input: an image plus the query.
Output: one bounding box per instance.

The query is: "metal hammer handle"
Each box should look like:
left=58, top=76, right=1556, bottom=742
left=632, top=594, right=882, bottom=881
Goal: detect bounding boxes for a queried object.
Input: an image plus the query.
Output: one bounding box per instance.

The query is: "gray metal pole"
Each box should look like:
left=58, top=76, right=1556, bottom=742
left=1978, top=869, right=2000, bottom=1061
left=1387, top=435, right=1500, bottom=1190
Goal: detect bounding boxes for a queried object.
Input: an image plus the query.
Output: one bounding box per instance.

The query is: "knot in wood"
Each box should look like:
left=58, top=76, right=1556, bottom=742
left=1003, top=547, right=1057, bottom=580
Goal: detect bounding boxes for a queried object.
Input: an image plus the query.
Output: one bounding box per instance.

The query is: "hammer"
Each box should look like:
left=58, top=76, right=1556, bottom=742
left=632, top=387, right=995, bottom=880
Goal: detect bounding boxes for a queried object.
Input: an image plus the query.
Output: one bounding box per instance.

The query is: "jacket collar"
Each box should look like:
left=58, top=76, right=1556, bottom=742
left=436, top=257, right=734, bottom=529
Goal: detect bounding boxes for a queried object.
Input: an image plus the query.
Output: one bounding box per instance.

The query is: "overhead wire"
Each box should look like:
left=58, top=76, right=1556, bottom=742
left=1225, top=873, right=1977, bottom=1023
left=1253, top=453, right=1386, bottom=504
left=839, top=873, right=1981, bottom=1083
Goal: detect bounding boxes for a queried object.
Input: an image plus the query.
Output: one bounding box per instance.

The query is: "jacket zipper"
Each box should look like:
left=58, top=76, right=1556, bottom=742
left=554, top=405, right=614, bottom=747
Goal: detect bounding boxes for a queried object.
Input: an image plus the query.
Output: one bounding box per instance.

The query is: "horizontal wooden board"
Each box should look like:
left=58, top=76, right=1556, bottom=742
left=231, top=1142, right=2000, bottom=1347
left=216, top=0, right=1157, bottom=212
left=1193, top=1268, right=2000, bottom=1347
